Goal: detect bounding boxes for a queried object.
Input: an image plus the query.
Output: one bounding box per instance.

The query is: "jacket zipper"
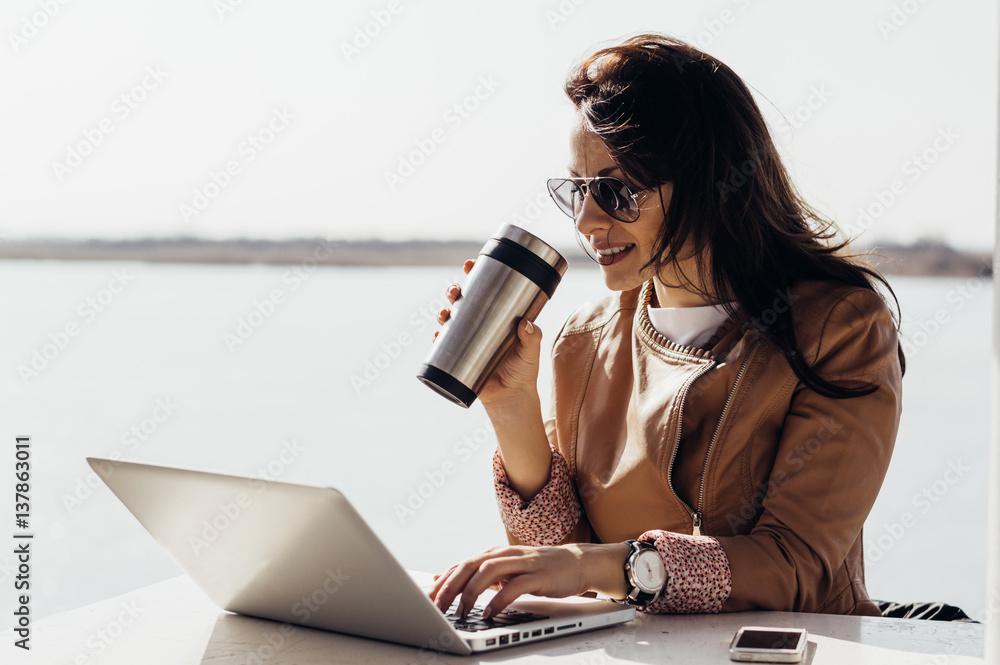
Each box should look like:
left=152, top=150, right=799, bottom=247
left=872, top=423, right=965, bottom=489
left=665, top=359, right=716, bottom=536
left=666, top=339, right=760, bottom=536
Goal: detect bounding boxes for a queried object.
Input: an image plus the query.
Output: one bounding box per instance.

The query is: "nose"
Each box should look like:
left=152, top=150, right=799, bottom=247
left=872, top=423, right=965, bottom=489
left=573, top=188, right=615, bottom=238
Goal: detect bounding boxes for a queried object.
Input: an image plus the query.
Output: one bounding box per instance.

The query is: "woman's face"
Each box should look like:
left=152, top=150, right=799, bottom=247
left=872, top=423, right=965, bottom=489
left=567, top=117, right=669, bottom=292
left=567, top=116, right=712, bottom=306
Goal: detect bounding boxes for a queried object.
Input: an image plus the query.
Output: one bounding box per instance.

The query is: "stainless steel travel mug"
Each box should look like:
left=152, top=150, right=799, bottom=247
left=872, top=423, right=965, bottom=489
left=417, top=224, right=568, bottom=408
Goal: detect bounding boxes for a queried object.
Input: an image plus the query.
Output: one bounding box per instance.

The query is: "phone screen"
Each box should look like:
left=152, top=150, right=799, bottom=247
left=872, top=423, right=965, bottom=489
left=734, top=630, right=803, bottom=650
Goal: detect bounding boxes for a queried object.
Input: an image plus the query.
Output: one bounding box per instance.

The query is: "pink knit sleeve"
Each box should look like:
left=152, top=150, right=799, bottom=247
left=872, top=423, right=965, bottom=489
left=493, top=447, right=582, bottom=546
left=637, top=530, right=732, bottom=614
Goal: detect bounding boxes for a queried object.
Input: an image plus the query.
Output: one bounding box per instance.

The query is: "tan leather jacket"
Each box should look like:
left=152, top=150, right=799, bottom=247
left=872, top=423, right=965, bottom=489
left=534, top=278, right=903, bottom=616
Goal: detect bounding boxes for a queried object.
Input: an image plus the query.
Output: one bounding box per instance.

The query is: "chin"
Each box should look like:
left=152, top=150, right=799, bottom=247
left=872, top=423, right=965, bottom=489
left=598, top=268, right=645, bottom=293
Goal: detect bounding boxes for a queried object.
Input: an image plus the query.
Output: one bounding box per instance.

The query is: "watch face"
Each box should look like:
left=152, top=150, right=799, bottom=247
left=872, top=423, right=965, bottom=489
left=634, top=549, right=667, bottom=592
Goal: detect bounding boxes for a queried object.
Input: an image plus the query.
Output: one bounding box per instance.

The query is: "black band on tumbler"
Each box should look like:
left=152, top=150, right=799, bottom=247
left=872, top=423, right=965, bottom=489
left=480, top=237, right=562, bottom=299
left=416, top=364, right=478, bottom=409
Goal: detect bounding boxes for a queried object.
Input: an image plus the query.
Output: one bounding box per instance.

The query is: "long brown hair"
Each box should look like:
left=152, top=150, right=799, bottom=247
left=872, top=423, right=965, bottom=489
left=565, top=34, right=905, bottom=398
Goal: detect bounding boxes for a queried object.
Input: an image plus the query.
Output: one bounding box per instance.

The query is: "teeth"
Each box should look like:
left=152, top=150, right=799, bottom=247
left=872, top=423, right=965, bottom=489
left=595, top=244, right=634, bottom=257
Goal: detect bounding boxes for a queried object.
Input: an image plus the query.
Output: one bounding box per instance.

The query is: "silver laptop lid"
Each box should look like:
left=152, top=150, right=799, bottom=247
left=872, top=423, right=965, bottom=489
left=87, top=457, right=471, bottom=654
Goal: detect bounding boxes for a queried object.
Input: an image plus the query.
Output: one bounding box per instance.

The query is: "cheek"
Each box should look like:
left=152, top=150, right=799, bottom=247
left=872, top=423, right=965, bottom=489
left=633, top=223, right=662, bottom=250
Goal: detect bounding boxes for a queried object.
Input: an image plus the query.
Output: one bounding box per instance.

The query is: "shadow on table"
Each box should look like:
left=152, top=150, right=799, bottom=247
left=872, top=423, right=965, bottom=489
left=804, top=641, right=818, bottom=664
left=197, top=609, right=980, bottom=664
left=198, top=611, right=687, bottom=665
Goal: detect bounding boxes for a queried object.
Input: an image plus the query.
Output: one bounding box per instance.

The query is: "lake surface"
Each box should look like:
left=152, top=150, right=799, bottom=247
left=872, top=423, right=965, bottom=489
left=0, top=261, right=992, bottom=620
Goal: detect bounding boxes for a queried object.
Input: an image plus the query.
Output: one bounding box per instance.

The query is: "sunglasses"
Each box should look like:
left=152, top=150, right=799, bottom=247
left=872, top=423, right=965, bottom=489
left=546, top=177, right=646, bottom=223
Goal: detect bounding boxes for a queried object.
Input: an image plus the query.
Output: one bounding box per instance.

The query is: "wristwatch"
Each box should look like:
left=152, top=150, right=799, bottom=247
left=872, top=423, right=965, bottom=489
left=618, top=539, right=667, bottom=605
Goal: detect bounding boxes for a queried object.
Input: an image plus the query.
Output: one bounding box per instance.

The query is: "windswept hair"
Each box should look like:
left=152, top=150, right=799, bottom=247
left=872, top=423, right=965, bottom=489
left=565, top=33, right=904, bottom=398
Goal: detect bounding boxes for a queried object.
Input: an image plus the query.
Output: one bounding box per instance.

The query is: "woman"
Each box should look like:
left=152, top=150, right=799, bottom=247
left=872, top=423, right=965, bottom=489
left=429, top=33, right=904, bottom=619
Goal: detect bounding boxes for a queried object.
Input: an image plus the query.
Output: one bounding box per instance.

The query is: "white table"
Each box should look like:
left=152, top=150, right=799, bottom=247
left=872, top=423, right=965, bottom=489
left=1, top=575, right=986, bottom=664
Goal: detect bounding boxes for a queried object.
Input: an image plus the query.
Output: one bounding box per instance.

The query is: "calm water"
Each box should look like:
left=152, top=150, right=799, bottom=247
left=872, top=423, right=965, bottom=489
left=0, top=261, right=992, bottom=620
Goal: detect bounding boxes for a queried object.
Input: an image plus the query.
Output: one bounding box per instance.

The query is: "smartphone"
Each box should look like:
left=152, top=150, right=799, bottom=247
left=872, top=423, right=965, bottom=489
left=728, top=626, right=808, bottom=662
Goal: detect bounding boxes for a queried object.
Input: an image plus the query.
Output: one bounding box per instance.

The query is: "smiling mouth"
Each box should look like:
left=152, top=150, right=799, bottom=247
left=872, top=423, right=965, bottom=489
left=593, top=243, right=636, bottom=265
left=595, top=244, right=635, bottom=257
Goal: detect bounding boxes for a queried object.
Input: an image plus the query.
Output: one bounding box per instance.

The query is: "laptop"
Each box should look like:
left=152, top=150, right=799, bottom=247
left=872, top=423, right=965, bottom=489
left=87, top=457, right=634, bottom=654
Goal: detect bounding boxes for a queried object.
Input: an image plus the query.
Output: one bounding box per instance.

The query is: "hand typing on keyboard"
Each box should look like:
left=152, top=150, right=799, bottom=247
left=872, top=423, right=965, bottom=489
left=443, top=601, right=548, bottom=632
left=429, top=543, right=630, bottom=621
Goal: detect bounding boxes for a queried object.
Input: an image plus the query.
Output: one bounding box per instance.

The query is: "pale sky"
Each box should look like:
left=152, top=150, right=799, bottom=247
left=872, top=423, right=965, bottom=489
left=2, top=0, right=996, bottom=251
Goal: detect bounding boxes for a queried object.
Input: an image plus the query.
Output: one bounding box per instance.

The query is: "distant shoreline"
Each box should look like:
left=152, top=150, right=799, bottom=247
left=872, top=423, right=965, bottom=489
left=0, top=237, right=992, bottom=277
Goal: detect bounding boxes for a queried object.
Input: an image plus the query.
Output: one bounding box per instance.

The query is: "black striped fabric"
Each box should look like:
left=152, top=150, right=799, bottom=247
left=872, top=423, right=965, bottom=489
left=873, top=600, right=977, bottom=622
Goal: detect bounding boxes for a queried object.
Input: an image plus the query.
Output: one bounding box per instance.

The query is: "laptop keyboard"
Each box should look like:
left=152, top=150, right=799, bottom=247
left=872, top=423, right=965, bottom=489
left=444, top=604, right=549, bottom=633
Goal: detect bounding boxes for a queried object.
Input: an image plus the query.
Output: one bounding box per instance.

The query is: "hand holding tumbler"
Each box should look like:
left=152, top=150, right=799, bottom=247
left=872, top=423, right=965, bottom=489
left=417, top=224, right=568, bottom=408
